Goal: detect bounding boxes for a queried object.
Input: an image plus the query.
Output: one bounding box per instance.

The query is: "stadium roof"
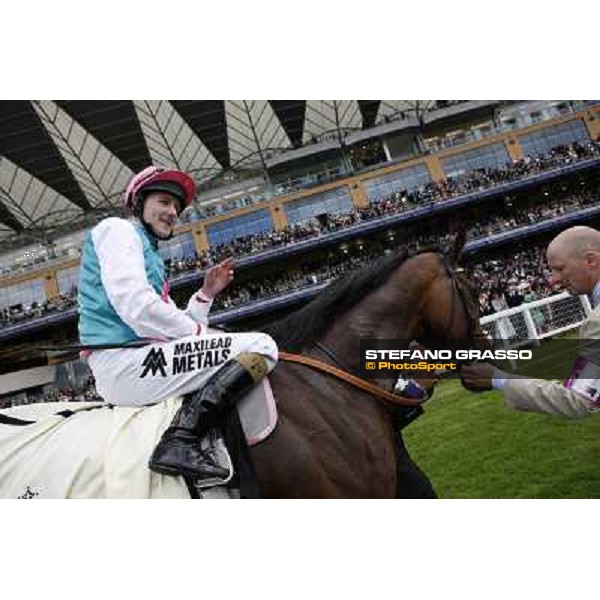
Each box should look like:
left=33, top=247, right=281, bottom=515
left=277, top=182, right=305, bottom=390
left=0, top=100, right=447, bottom=244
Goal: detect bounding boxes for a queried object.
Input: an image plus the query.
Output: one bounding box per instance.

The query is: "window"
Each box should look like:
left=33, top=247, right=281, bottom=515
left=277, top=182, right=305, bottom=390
left=159, top=233, right=197, bottom=262
left=284, top=188, right=353, bottom=224
left=0, top=279, right=46, bottom=309
left=206, top=209, right=273, bottom=246
left=441, top=143, right=511, bottom=179
left=518, top=120, right=590, bottom=157
left=56, top=266, right=80, bottom=295
left=363, top=164, right=431, bottom=202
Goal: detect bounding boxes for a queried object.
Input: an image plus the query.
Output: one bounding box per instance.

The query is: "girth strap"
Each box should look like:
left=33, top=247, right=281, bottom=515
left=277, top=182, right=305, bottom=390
left=278, top=352, right=426, bottom=407
left=0, top=413, right=35, bottom=426
left=0, top=405, right=108, bottom=427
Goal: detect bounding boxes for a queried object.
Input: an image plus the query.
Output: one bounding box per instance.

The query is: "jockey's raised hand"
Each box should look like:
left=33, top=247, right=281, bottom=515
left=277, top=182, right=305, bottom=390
left=201, top=257, right=235, bottom=299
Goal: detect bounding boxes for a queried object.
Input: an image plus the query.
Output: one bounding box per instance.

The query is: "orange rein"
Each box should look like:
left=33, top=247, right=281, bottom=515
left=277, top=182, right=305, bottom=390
left=278, top=351, right=426, bottom=407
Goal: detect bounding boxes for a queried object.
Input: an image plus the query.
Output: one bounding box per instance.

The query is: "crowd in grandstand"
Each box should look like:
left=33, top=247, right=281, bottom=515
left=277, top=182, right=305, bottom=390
left=214, top=246, right=382, bottom=311
left=469, top=247, right=555, bottom=317
left=465, top=188, right=599, bottom=240
left=0, top=226, right=570, bottom=329
left=210, top=238, right=561, bottom=316
left=3, top=140, right=599, bottom=280
left=366, top=140, right=600, bottom=206
left=2, top=193, right=599, bottom=329
left=0, top=293, right=77, bottom=329
left=166, top=141, right=600, bottom=269
left=170, top=170, right=600, bottom=314
left=2, top=141, right=600, bottom=331
left=1, top=372, right=101, bottom=408
left=0, top=207, right=596, bottom=331
left=166, top=182, right=599, bottom=279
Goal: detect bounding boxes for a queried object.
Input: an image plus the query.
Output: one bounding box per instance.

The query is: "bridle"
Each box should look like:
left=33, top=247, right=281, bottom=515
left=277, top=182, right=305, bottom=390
left=440, top=254, right=481, bottom=346
left=278, top=253, right=480, bottom=408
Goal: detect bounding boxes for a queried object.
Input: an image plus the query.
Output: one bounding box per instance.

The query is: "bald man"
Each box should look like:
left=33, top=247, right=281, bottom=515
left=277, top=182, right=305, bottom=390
left=462, top=225, right=600, bottom=418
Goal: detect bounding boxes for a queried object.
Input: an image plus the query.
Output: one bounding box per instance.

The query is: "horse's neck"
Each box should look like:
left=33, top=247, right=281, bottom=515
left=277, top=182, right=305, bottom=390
left=320, top=291, right=420, bottom=373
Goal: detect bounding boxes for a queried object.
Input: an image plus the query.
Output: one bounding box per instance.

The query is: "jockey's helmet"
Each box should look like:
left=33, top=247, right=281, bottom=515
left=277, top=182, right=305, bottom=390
left=123, top=166, right=196, bottom=216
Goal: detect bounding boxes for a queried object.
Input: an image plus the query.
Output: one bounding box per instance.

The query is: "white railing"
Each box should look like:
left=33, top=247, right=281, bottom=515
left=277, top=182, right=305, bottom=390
left=480, top=291, right=591, bottom=351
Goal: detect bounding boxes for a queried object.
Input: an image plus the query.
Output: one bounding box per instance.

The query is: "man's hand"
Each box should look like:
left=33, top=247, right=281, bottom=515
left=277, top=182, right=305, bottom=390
left=460, top=363, right=496, bottom=391
left=412, top=376, right=439, bottom=394
left=201, top=257, right=234, bottom=298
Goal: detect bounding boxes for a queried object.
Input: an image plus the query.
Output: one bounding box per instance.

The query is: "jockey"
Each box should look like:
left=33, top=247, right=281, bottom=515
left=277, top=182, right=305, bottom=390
left=78, top=166, right=278, bottom=481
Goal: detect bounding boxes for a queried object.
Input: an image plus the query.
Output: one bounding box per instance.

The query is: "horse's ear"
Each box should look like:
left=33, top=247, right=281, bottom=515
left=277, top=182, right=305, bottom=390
left=449, top=225, right=466, bottom=267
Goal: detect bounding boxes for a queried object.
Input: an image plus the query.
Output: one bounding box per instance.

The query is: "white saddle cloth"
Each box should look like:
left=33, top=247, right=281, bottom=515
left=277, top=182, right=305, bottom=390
left=1, top=398, right=193, bottom=499
left=0, top=379, right=277, bottom=499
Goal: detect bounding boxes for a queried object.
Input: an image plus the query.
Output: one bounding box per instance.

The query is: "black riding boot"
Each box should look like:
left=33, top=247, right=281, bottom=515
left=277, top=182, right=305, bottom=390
left=149, top=353, right=268, bottom=480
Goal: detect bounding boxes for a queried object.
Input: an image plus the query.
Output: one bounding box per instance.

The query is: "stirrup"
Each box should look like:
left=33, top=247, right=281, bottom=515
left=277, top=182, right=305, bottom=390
left=149, top=428, right=234, bottom=482
left=193, top=433, right=234, bottom=489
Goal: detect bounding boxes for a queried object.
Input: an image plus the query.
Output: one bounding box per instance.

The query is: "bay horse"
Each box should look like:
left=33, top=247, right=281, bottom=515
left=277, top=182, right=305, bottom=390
left=0, top=247, right=482, bottom=499
left=249, top=246, right=482, bottom=498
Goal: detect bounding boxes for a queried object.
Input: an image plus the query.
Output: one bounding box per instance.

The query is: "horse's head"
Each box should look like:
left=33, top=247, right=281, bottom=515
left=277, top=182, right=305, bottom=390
left=335, top=249, right=482, bottom=349
left=416, top=253, right=485, bottom=351
left=411, top=252, right=492, bottom=392
left=360, top=250, right=488, bottom=394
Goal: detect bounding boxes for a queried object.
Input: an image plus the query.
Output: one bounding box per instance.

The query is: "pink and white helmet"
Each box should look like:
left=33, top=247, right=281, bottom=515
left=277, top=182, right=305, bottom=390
left=123, top=166, right=196, bottom=214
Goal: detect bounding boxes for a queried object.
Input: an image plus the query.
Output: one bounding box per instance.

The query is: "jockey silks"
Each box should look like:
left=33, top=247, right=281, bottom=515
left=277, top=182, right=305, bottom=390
left=77, top=216, right=278, bottom=407
left=78, top=217, right=211, bottom=346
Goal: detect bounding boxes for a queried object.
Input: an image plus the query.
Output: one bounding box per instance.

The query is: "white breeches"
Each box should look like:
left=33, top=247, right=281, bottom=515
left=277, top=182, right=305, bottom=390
left=88, top=331, right=278, bottom=407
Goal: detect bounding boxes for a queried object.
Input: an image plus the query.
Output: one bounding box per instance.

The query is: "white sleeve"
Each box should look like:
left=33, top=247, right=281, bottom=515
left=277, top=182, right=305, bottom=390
left=92, top=219, right=202, bottom=340
left=185, top=293, right=213, bottom=327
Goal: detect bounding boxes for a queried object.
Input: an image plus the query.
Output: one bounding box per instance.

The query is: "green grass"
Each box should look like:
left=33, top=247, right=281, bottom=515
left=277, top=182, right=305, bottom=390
left=492, top=333, right=579, bottom=381
left=403, top=379, right=600, bottom=498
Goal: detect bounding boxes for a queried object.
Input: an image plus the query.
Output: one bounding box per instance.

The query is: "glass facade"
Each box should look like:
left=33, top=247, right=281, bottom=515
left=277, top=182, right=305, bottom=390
left=0, top=279, right=46, bottom=308
left=518, top=119, right=590, bottom=157
left=363, top=164, right=431, bottom=202
left=206, top=209, right=274, bottom=246
left=284, top=188, right=353, bottom=224
left=56, top=266, right=80, bottom=296
left=441, top=143, right=511, bottom=178
left=159, top=232, right=197, bottom=262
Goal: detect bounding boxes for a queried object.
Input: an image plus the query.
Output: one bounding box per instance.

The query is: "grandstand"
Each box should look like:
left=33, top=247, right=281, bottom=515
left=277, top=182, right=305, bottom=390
left=1, top=99, right=599, bottom=407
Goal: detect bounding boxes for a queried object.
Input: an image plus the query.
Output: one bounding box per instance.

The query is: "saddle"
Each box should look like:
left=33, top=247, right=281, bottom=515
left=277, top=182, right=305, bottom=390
left=237, top=377, right=277, bottom=446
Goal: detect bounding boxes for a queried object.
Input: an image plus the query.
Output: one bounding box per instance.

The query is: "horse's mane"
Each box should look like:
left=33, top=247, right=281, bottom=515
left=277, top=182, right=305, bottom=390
left=263, top=245, right=442, bottom=352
